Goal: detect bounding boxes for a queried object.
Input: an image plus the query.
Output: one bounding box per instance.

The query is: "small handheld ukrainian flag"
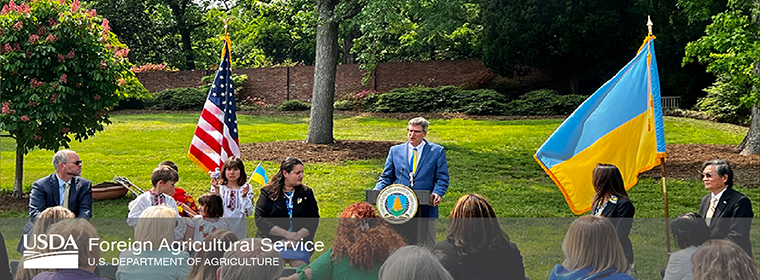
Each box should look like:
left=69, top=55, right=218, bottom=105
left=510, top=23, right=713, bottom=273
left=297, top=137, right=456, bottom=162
left=251, top=163, right=269, bottom=186
left=534, top=30, right=667, bottom=215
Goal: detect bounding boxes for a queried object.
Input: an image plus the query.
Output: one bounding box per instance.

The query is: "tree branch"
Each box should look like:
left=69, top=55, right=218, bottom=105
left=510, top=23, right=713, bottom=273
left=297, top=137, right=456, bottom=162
left=338, top=2, right=365, bottom=22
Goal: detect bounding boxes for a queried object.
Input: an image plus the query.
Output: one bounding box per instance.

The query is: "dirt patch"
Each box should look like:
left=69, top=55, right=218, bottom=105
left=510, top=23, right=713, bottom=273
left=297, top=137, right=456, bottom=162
left=0, top=194, right=28, bottom=212
left=240, top=139, right=399, bottom=163
left=640, top=144, right=759, bottom=188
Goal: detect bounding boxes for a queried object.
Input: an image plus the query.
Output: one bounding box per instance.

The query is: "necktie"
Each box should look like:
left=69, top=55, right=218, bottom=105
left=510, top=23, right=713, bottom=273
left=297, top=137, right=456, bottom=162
left=62, top=182, right=70, bottom=209
left=706, top=196, right=718, bottom=226
left=410, top=148, right=418, bottom=174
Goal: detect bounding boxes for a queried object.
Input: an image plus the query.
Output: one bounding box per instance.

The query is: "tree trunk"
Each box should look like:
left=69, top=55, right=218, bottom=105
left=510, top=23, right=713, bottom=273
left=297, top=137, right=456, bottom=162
left=735, top=104, right=760, bottom=155
left=181, top=28, right=196, bottom=70
left=12, top=142, right=24, bottom=198
left=307, top=0, right=339, bottom=144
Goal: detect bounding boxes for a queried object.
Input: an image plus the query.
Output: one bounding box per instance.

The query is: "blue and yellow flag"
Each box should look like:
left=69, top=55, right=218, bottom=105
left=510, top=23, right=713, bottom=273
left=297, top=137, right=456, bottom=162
left=534, top=35, right=667, bottom=215
left=251, top=163, right=269, bottom=186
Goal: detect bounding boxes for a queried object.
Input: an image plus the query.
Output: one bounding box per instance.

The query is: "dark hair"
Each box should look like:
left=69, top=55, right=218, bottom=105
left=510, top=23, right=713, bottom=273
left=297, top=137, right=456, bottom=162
left=592, top=164, right=628, bottom=209
left=187, top=229, right=239, bottom=280
left=702, top=160, right=733, bottom=188
left=151, top=165, right=179, bottom=186
left=671, top=212, right=709, bottom=249
left=262, top=157, right=306, bottom=200
left=221, top=156, right=247, bottom=186
left=198, top=193, right=224, bottom=218
left=158, top=160, right=179, bottom=172
left=445, top=194, right=510, bottom=255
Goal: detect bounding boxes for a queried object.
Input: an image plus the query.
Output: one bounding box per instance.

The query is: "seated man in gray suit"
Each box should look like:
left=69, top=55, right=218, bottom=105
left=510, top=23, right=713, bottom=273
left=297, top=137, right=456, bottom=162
left=17, top=149, right=92, bottom=252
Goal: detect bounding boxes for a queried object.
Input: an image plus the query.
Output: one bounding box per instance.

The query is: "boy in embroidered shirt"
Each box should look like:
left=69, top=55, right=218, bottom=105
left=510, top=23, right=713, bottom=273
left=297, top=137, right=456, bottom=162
left=126, top=165, right=185, bottom=240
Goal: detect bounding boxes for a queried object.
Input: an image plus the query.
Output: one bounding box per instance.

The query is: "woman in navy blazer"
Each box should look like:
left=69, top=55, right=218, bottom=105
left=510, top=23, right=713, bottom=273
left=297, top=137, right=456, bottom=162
left=255, top=157, right=319, bottom=268
left=591, top=164, right=635, bottom=266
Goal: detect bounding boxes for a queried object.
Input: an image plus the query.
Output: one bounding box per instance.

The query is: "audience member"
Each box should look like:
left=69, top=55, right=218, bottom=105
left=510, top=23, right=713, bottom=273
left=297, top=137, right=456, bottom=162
left=126, top=166, right=184, bottom=240
left=158, top=160, right=199, bottom=217
left=698, top=160, right=754, bottom=257
left=116, top=205, right=190, bottom=280
left=663, top=212, right=709, bottom=280
left=691, top=239, right=759, bottom=280
left=187, top=229, right=238, bottom=280
left=283, top=202, right=406, bottom=280
left=211, top=156, right=254, bottom=239
left=1, top=228, right=11, bottom=280
left=591, top=163, right=635, bottom=265
left=434, top=194, right=525, bottom=280
left=378, top=245, right=454, bottom=280
left=184, top=193, right=230, bottom=242
left=32, top=219, right=106, bottom=280
left=218, top=238, right=284, bottom=280
left=549, top=215, right=633, bottom=280
left=255, top=157, right=319, bottom=267
left=15, top=207, right=75, bottom=280
left=18, top=150, right=91, bottom=253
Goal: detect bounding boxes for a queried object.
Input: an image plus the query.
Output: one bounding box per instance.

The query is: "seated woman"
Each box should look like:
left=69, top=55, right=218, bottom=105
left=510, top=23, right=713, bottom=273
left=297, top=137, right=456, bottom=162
left=379, top=245, right=454, bottom=280
left=32, top=219, right=105, bottom=280
left=15, top=206, right=75, bottom=280
left=691, top=239, right=759, bottom=280
left=549, top=215, right=633, bottom=280
left=116, top=205, right=190, bottom=280
left=434, top=194, right=525, bottom=280
left=663, top=213, right=709, bottom=280
left=186, top=229, right=238, bottom=280
left=283, top=202, right=406, bottom=280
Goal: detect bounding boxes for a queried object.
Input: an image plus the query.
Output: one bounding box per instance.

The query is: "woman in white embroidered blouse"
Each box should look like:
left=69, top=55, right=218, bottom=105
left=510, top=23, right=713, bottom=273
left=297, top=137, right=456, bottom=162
left=211, top=157, right=254, bottom=239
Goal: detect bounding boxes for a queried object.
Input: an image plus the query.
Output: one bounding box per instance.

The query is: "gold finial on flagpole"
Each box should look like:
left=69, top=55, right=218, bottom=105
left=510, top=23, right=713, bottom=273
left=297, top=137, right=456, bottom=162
left=647, top=15, right=653, bottom=36
left=219, top=16, right=235, bottom=37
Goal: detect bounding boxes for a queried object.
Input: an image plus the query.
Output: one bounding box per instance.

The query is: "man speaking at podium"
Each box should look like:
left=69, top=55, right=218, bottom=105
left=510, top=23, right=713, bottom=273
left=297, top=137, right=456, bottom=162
left=374, top=117, right=449, bottom=244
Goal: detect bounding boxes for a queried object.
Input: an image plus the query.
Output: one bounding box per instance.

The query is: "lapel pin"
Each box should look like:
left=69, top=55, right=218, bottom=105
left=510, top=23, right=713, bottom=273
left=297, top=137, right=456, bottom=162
left=298, top=198, right=303, bottom=204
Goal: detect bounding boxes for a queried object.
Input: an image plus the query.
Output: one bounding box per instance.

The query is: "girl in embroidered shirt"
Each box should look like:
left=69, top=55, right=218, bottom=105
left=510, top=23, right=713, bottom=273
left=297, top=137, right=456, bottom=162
left=185, top=193, right=230, bottom=242
left=210, top=157, right=254, bottom=239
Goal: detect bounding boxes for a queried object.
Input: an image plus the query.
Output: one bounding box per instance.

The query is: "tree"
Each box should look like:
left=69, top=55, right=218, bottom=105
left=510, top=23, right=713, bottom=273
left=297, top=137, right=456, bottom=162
left=0, top=0, right=131, bottom=197
left=683, top=0, right=760, bottom=155
left=306, top=0, right=362, bottom=144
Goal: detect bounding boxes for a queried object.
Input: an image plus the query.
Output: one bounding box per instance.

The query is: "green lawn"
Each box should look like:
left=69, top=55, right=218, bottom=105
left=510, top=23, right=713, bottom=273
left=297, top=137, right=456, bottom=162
left=1, top=114, right=757, bottom=280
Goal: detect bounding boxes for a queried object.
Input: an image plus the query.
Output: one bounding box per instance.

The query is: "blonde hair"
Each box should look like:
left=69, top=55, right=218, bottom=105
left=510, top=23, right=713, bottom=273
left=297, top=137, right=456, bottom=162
left=46, top=219, right=101, bottom=269
left=187, top=229, right=239, bottom=280
left=218, top=238, right=284, bottom=280
left=15, top=207, right=76, bottom=280
left=692, top=239, right=759, bottom=280
left=134, top=205, right=175, bottom=245
left=379, top=245, right=454, bottom=280
left=562, top=215, right=629, bottom=275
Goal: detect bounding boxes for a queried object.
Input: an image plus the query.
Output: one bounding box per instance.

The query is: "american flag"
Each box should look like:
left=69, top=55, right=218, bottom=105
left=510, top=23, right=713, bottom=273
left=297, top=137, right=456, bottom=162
left=188, top=37, right=240, bottom=172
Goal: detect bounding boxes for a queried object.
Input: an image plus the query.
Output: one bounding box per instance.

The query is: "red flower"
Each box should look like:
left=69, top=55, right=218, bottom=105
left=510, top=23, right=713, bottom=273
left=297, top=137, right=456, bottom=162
left=67, top=50, right=75, bottom=58
left=87, top=9, right=97, bottom=18
left=30, top=79, right=44, bottom=88
left=17, top=3, right=30, bottom=13
left=20, top=115, right=30, bottom=121
left=0, top=28, right=4, bottom=35
left=59, top=74, right=67, bottom=84
left=48, top=18, right=57, bottom=27
left=32, top=135, right=42, bottom=141
left=71, top=0, right=80, bottom=12
left=51, top=83, right=58, bottom=89
left=60, top=127, right=69, bottom=133
left=28, top=34, right=39, bottom=43
left=94, top=94, right=100, bottom=100
left=101, top=18, right=111, bottom=34
left=118, top=78, right=126, bottom=87
left=1, top=5, right=8, bottom=15
left=28, top=101, right=36, bottom=107
left=12, top=21, right=22, bottom=31
left=46, top=34, right=57, bottom=42
left=37, top=26, right=45, bottom=35
left=12, top=43, right=20, bottom=51
left=1, top=102, right=10, bottom=114
left=58, top=54, right=65, bottom=62
left=50, top=93, right=59, bottom=102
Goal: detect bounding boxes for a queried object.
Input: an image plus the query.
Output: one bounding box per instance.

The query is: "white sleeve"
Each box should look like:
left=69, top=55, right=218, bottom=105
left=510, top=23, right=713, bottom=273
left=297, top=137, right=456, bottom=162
left=241, top=184, right=254, bottom=217
left=166, top=198, right=186, bottom=241
left=126, top=195, right=147, bottom=227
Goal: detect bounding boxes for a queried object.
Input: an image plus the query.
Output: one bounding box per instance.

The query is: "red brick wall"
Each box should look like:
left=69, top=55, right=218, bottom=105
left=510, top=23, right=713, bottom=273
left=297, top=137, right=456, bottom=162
left=136, top=60, right=490, bottom=105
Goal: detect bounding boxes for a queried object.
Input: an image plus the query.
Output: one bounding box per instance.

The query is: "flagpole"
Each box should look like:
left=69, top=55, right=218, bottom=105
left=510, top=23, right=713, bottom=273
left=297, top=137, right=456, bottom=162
left=647, top=15, right=672, bottom=253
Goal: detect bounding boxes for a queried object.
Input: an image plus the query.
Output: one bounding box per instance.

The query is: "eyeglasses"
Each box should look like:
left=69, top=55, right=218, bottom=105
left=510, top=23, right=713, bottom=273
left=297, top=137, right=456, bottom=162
left=407, top=129, right=424, bottom=134
left=700, top=172, right=712, bottom=179
left=69, top=160, right=83, bottom=165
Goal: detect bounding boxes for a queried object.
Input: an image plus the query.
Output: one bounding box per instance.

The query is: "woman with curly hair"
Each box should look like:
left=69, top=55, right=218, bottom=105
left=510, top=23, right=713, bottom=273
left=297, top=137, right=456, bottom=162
left=691, top=239, right=759, bottom=280
left=282, top=202, right=406, bottom=280
left=434, top=194, right=525, bottom=280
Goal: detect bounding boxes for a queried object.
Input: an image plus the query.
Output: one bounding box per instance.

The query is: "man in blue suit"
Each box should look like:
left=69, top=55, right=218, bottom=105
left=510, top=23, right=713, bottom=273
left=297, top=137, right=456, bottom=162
left=17, top=149, right=92, bottom=252
left=375, top=117, right=449, bottom=218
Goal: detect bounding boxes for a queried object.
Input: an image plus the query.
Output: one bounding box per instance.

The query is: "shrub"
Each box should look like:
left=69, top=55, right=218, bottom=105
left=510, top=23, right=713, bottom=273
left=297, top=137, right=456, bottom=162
left=238, top=96, right=272, bottom=111
left=334, top=99, right=356, bottom=111
left=131, top=63, right=168, bottom=73
left=694, top=78, right=751, bottom=126
left=280, top=100, right=311, bottom=111
left=507, top=89, right=586, bottom=116
left=145, top=87, right=206, bottom=110
left=372, top=86, right=506, bottom=115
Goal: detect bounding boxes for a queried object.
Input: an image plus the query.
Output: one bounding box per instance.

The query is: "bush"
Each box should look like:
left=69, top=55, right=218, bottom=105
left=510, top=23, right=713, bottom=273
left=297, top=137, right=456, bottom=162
left=694, top=78, right=751, bottom=126
left=372, top=86, right=506, bottom=115
left=145, top=87, right=207, bottom=110
left=280, top=100, right=311, bottom=111
left=334, top=99, right=356, bottom=111
left=115, top=77, right=152, bottom=109
left=507, top=89, right=586, bottom=116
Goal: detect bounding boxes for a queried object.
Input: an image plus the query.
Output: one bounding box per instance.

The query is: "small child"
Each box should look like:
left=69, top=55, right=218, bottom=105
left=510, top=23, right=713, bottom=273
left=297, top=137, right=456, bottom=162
left=184, top=193, right=231, bottom=242
left=127, top=165, right=184, bottom=240
left=211, top=157, right=254, bottom=239
left=158, top=160, right=200, bottom=217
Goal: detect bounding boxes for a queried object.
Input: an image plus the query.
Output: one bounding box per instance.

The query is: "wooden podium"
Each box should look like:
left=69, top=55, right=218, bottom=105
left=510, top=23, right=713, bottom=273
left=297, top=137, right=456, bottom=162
left=366, top=189, right=435, bottom=246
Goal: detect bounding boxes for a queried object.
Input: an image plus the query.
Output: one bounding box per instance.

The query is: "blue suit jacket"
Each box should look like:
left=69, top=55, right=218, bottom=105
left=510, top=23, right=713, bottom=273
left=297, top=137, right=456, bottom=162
left=374, top=140, right=449, bottom=218
left=18, top=174, right=92, bottom=252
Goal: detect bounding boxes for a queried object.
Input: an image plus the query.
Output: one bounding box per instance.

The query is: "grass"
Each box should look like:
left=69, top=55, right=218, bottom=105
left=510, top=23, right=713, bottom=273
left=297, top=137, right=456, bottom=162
left=1, top=114, right=758, bottom=280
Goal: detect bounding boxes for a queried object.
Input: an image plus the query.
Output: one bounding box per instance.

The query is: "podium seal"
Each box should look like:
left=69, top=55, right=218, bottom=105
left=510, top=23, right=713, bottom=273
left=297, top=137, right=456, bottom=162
left=377, top=184, right=418, bottom=224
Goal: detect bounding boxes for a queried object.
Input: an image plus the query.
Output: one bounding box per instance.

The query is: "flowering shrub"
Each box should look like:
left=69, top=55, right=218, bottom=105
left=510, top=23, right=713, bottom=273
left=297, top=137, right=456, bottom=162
left=0, top=0, right=132, bottom=153
left=237, top=96, right=271, bottom=111
left=131, top=63, right=168, bottom=73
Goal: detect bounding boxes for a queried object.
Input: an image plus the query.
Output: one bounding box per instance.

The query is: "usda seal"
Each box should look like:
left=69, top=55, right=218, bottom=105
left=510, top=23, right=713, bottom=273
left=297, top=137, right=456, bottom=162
left=377, top=184, right=418, bottom=224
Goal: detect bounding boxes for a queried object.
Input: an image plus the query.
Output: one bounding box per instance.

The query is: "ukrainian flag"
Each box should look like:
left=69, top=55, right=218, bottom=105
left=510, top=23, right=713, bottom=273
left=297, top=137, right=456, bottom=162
left=251, top=163, right=269, bottom=186
left=534, top=34, right=667, bottom=215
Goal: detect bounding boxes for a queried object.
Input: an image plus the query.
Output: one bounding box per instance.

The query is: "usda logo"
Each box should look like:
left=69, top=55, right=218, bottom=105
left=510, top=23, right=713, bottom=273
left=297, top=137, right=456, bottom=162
left=23, top=234, right=79, bottom=269
left=377, top=184, right=418, bottom=224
